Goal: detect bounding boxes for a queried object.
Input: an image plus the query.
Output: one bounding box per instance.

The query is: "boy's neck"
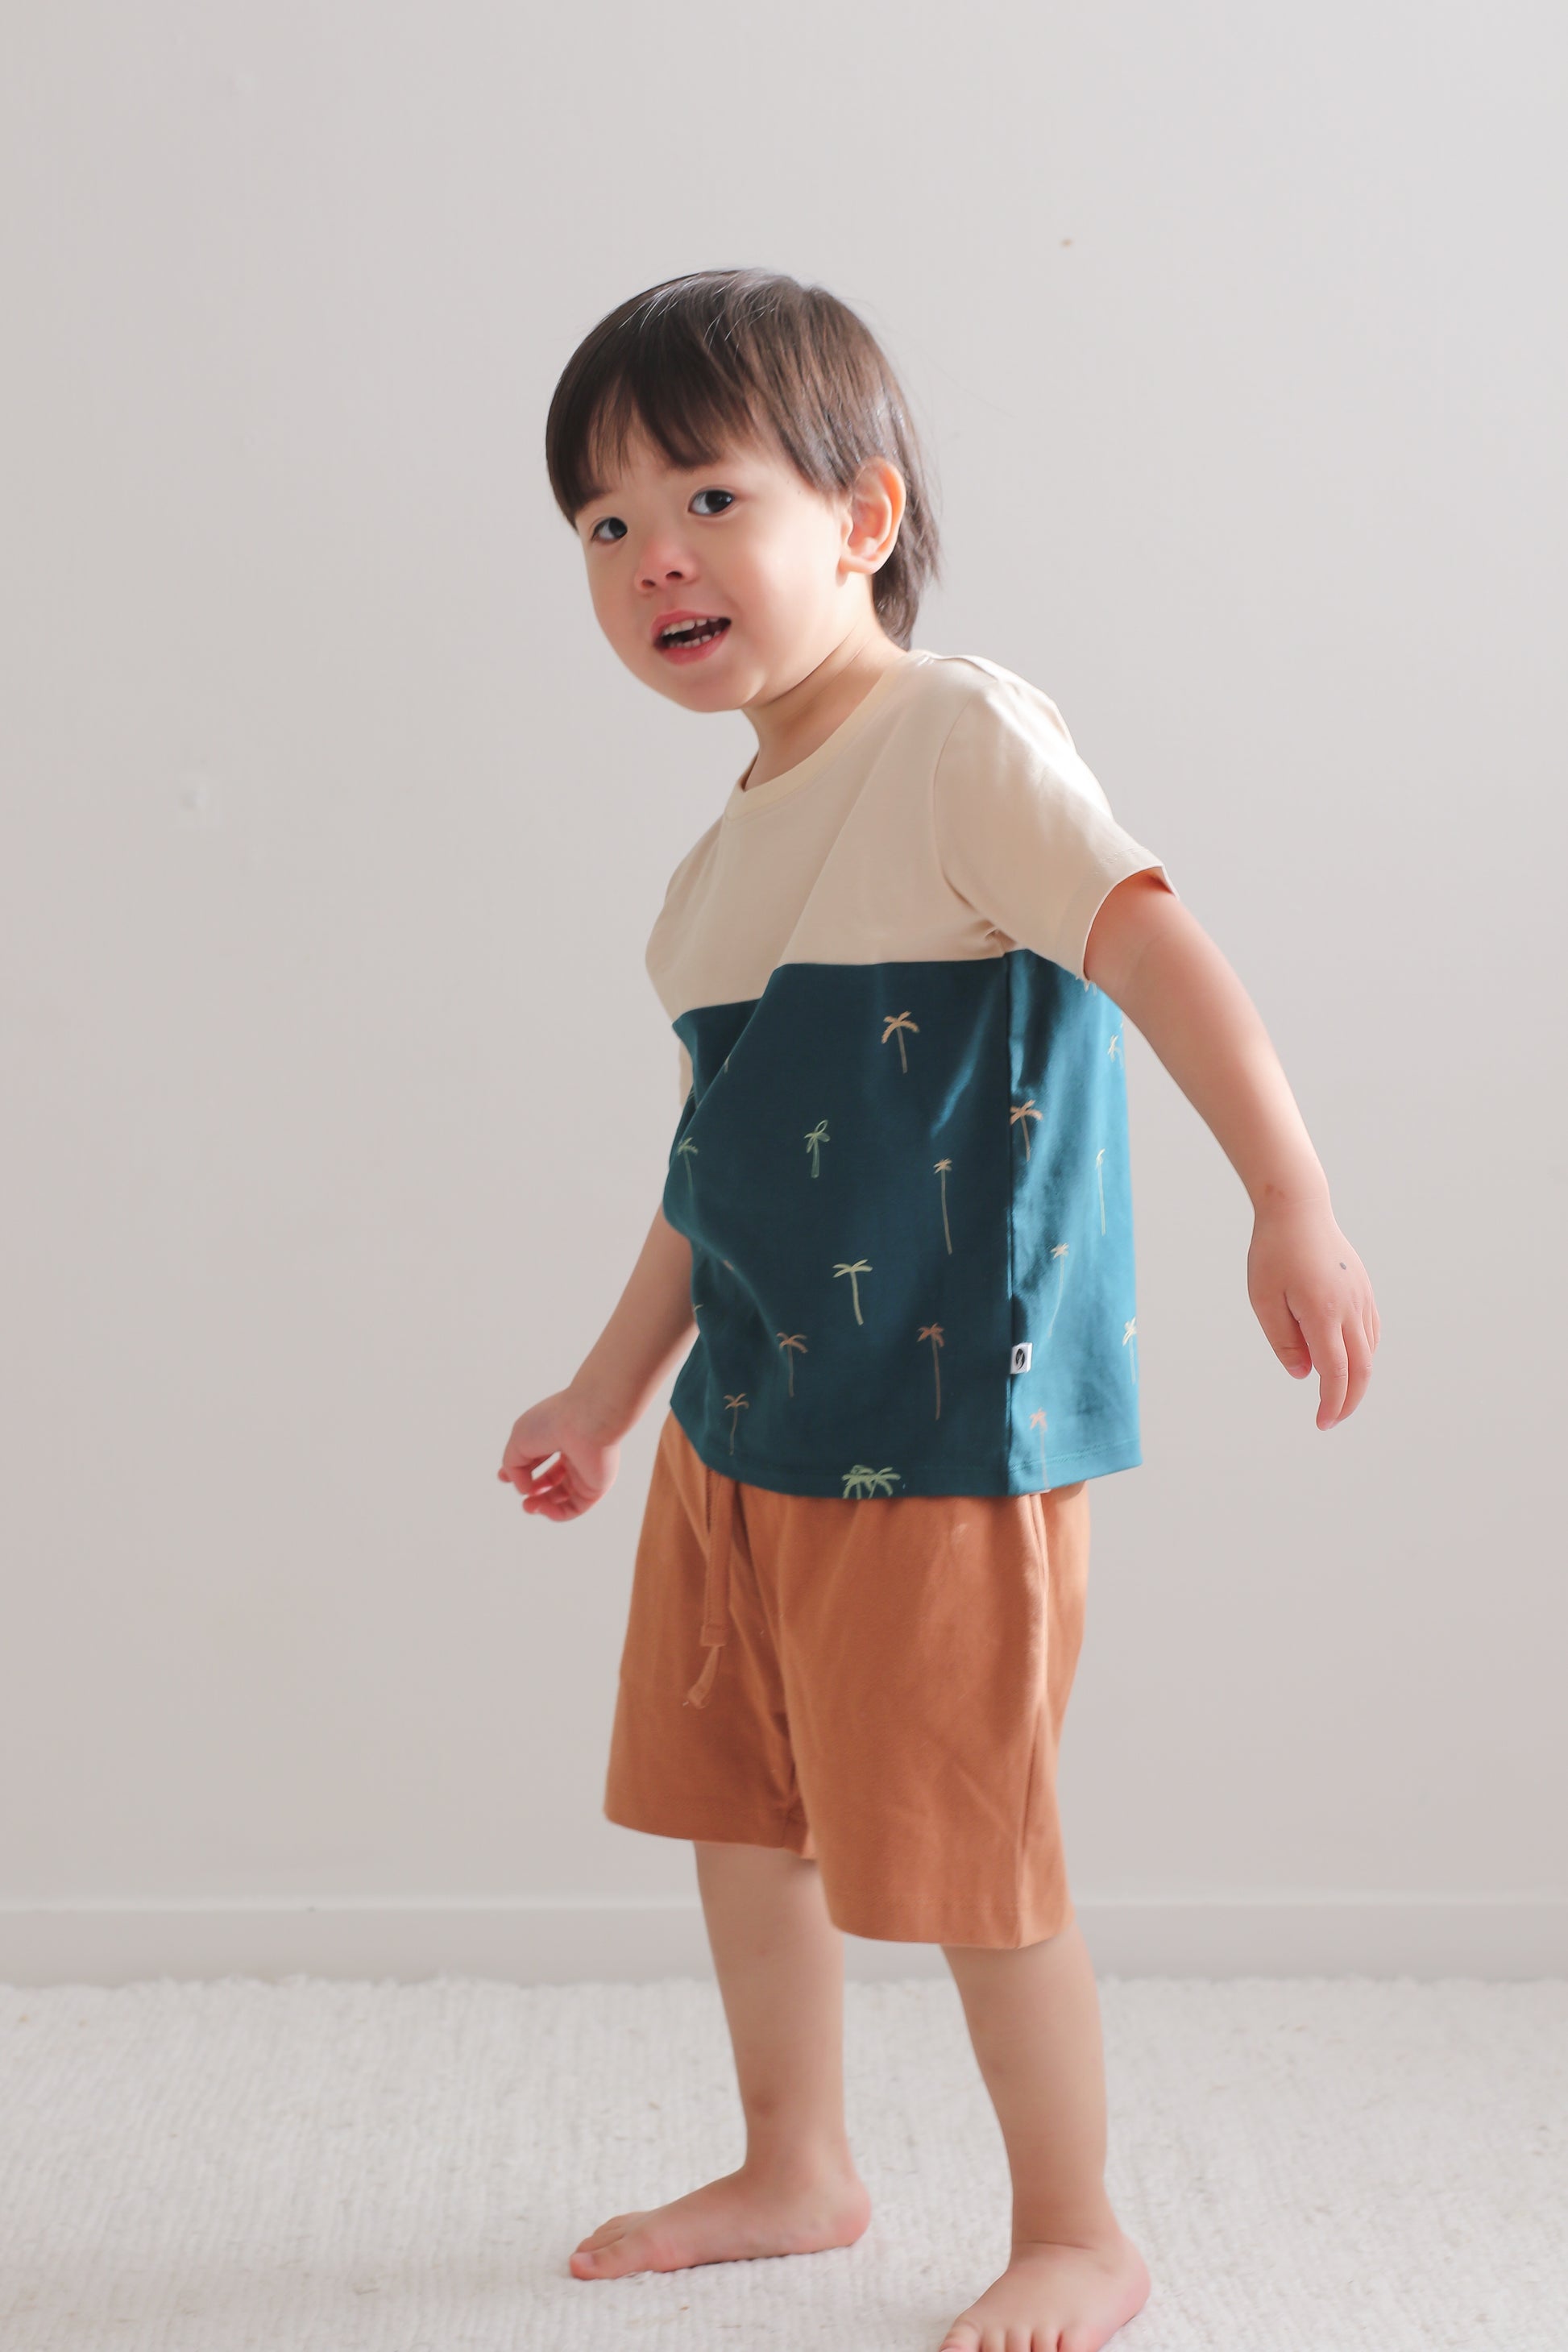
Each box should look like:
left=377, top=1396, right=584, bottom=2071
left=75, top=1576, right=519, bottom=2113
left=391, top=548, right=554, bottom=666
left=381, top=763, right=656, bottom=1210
left=738, top=632, right=910, bottom=792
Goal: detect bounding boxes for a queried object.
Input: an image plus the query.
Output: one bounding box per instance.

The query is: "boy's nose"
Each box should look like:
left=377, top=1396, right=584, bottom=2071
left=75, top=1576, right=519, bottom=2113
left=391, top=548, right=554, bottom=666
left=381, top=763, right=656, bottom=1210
left=641, top=562, right=692, bottom=587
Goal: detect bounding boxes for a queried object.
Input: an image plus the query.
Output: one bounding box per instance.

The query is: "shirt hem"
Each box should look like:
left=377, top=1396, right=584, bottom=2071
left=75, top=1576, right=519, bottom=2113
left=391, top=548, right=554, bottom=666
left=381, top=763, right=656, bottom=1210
left=668, top=1392, right=1141, bottom=1497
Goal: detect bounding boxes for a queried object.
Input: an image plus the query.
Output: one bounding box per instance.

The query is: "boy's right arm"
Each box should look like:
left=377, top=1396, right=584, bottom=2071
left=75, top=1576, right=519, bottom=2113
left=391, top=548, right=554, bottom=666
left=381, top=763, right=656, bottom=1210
left=496, top=1201, right=695, bottom=1521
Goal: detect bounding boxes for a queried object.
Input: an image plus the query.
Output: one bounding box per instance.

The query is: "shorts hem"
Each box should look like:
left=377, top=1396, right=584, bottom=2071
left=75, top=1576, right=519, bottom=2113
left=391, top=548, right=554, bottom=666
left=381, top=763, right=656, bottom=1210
left=823, top=1891, right=1076, bottom=1949
left=604, top=1798, right=813, bottom=1855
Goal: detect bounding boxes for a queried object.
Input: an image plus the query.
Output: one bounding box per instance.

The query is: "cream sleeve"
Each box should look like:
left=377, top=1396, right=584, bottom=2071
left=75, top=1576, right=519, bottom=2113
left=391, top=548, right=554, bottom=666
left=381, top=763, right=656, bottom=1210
left=931, top=681, right=1173, bottom=981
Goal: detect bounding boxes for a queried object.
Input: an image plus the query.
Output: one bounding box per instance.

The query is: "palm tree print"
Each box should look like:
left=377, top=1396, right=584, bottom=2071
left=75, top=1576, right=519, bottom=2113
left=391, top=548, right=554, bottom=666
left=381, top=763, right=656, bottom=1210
left=724, top=1391, right=749, bottom=1452
left=1010, top=1098, right=1043, bottom=1160
left=1046, top=1242, right=1069, bottom=1338
left=934, top=1159, right=952, bottom=1253
left=881, top=1011, right=919, bottom=1072
left=1122, top=1317, right=1138, bottom=1383
left=917, top=1322, right=944, bottom=1419
left=776, top=1331, right=807, bottom=1396
left=1029, top=1407, right=1048, bottom=1486
left=833, top=1259, right=872, bottom=1325
left=842, top=1463, right=903, bottom=1497
left=1107, top=1030, right=1122, bottom=1064
left=803, top=1120, right=830, bottom=1178
left=1095, top=1146, right=1106, bottom=1234
left=676, top=1135, right=698, bottom=1196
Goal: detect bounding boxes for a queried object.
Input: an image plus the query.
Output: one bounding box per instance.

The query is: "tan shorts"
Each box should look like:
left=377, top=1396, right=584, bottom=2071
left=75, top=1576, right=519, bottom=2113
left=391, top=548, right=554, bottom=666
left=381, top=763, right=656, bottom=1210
left=603, top=1409, right=1090, bottom=1949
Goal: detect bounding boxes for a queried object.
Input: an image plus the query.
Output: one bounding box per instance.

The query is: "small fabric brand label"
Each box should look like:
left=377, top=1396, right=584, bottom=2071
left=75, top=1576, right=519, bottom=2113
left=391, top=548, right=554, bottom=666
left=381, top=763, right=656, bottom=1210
left=1010, top=1342, right=1032, bottom=1375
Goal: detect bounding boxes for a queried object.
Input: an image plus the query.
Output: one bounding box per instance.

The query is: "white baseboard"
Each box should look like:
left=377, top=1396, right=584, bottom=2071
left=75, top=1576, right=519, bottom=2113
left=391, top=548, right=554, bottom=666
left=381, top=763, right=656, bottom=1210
left=0, top=1894, right=1562, bottom=1985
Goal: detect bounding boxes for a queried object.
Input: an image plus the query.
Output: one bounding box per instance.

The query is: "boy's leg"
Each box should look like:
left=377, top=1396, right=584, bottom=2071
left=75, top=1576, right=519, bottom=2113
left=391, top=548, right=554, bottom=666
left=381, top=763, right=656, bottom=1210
left=695, top=1836, right=857, bottom=2176
left=570, top=1840, right=872, bottom=2280
left=937, top=1919, right=1151, bottom=2352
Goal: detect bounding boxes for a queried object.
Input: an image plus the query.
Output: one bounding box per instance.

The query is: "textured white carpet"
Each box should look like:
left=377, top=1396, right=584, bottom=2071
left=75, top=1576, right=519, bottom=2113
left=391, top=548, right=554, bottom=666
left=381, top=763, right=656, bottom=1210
left=0, top=1974, right=1562, bottom=2351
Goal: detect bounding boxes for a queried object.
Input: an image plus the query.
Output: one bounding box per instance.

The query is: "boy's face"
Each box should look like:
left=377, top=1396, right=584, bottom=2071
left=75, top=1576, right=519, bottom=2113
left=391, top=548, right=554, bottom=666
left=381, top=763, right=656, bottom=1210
left=572, top=419, right=901, bottom=711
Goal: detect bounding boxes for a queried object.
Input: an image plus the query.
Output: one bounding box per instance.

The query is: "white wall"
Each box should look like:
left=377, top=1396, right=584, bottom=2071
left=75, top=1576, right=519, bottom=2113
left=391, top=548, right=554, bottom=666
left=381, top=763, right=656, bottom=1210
left=2, top=2, right=1563, bottom=1982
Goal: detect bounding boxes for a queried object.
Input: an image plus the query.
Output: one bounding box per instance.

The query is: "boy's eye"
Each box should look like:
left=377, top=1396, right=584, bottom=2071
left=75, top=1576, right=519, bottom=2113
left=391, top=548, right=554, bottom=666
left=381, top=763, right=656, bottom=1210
left=586, top=487, right=732, bottom=542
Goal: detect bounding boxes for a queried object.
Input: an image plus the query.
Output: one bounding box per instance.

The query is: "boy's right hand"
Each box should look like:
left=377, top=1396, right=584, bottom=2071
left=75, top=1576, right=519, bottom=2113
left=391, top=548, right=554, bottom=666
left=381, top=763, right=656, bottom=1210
left=496, top=1388, right=621, bottom=1523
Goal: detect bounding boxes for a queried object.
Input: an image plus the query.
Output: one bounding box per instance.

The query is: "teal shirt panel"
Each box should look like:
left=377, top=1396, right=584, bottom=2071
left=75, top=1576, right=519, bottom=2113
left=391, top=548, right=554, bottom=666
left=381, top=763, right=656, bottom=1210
left=661, top=949, right=1141, bottom=1498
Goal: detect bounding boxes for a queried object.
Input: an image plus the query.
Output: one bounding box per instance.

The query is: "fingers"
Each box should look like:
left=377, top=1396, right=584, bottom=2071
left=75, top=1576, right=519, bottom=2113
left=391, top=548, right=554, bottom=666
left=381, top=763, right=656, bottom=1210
left=1339, top=1335, right=1373, bottom=1420
left=1338, top=1297, right=1377, bottom=1422
left=1313, top=1324, right=1350, bottom=1428
left=1253, top=1286, right=1313, bottom=1379
left=498, top=1449, right=562, bottom=1495
left=1297, top=1300, right=1375, bottom=1429
left=524, top=1477, right=599, bottom=1520
left=524, top=1488, right=582, bottom=1520
left=517, top=1461, right=571, bottom=1509
left=505, top=1452, right=605, bottom=1519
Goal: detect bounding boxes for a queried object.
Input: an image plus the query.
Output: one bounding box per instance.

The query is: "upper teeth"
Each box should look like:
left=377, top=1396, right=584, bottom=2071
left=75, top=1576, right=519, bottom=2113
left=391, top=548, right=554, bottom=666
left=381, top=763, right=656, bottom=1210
left=664, top=618, right=714, bottom=637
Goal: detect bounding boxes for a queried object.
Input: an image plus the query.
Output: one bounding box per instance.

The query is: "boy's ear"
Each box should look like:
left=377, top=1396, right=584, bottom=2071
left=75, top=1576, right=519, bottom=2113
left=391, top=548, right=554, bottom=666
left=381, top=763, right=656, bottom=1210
left=843, top=457, right=906, bottom=575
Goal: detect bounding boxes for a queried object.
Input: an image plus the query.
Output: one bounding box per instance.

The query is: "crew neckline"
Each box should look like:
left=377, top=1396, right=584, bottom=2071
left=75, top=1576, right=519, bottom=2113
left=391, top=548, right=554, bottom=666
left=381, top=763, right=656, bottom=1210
left=723, top=649, right=933, bottom=820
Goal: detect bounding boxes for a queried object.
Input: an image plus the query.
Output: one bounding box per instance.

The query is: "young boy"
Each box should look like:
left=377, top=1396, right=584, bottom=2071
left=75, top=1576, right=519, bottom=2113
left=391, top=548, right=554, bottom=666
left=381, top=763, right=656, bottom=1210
left=498, top=269, right=1379, bottom=2352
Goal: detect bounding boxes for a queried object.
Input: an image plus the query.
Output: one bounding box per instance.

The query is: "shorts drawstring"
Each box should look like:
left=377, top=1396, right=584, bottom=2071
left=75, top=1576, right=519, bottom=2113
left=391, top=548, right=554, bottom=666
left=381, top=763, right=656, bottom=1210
left=682, top=1466, right=736, bottom=1709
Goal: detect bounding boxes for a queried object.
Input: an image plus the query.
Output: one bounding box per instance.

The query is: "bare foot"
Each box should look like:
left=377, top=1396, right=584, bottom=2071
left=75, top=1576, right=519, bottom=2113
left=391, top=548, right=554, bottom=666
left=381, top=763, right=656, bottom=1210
left=569, top=2159, right=872, bottom=2279
left=939, top=2227, right=1151, bottom=2352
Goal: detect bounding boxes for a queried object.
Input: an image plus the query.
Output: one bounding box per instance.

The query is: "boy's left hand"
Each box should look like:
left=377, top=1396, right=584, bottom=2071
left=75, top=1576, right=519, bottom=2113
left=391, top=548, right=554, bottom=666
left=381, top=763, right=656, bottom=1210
left=1247, top=1198, right=1379, bottom=1429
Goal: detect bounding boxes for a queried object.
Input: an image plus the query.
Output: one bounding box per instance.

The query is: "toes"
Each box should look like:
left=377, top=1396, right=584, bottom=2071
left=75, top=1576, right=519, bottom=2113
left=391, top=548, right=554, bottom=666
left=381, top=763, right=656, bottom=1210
left=577, top=2213, right=633, bottom=2246
left=572, top=2238, right=633, bottom=2279
left=570, top=2232, right=628, bottom=2273
left=574, top=2217, right=632, bottom=2255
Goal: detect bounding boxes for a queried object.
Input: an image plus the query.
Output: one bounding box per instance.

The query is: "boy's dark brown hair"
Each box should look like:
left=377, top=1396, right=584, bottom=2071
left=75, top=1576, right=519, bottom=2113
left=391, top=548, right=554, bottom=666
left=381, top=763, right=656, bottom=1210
left=545, top=270, right=942, bottom=650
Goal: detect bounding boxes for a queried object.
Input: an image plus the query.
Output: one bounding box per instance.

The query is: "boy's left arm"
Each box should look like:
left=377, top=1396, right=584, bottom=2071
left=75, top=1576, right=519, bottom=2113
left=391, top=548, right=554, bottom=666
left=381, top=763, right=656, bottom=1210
left=1084, top=870, right=1379, bottom=1429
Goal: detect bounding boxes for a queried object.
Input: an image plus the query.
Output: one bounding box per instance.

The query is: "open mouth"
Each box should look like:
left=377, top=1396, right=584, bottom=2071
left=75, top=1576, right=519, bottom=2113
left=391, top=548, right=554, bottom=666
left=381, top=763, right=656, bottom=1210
left=656, top=616, right=731, bottom=654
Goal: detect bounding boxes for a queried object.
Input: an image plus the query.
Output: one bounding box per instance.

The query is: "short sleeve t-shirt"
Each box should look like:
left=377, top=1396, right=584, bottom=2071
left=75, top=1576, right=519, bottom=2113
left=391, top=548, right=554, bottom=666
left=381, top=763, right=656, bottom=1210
left=645, top=648, right=1173, bottom=1499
